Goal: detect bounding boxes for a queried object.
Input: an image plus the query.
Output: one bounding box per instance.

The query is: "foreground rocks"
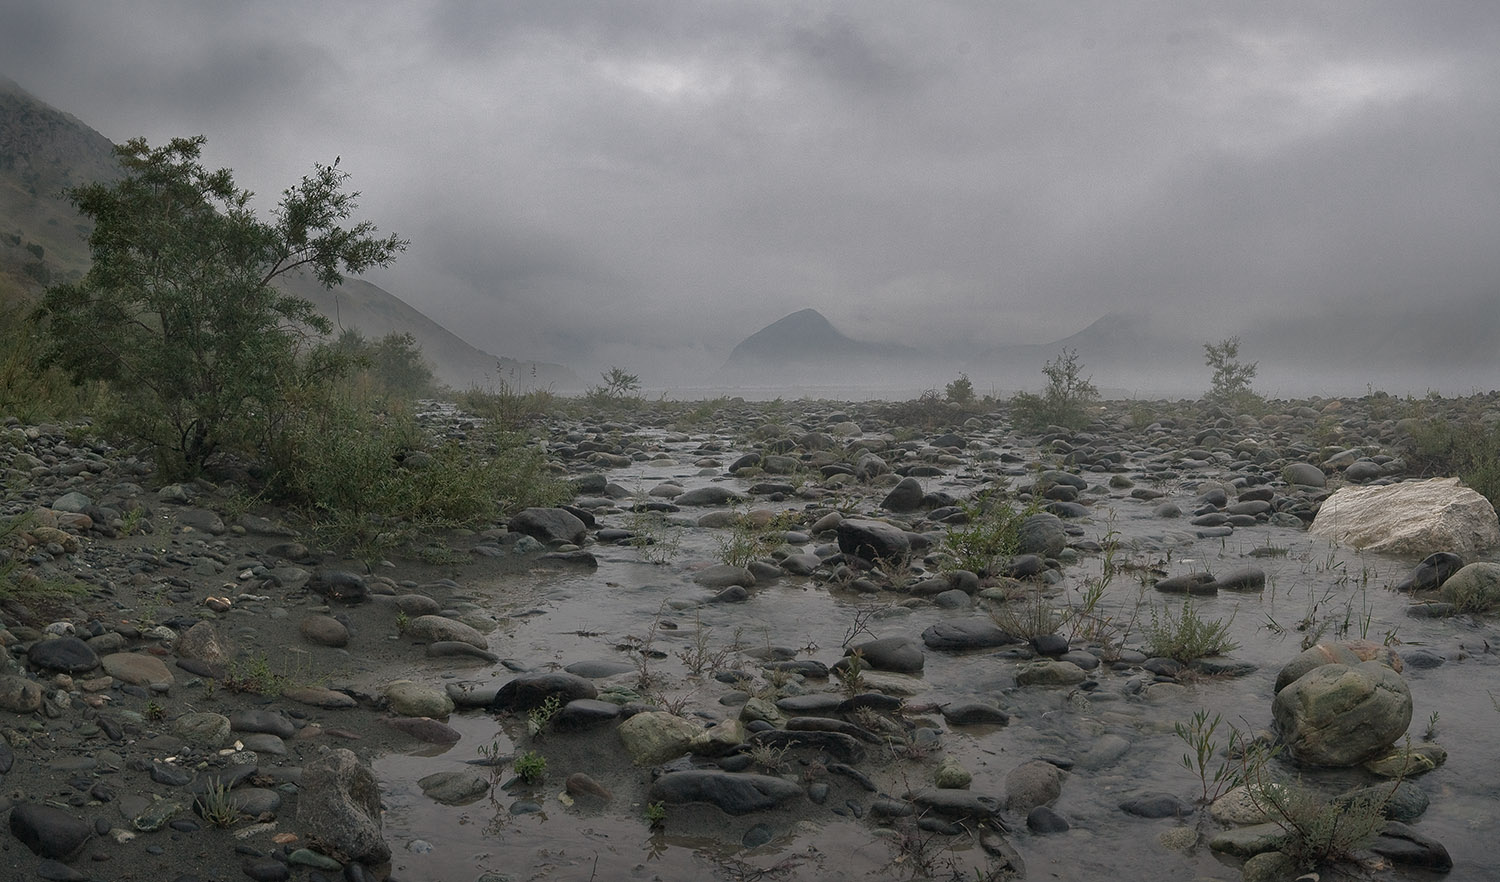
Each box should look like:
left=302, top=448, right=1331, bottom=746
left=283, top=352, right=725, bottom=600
left=1309, top=477, right=1500, bottom=556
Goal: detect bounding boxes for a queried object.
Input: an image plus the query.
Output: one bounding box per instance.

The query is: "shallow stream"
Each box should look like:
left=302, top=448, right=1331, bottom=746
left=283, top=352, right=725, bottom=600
left=372, top=418, right=1499, bottom=882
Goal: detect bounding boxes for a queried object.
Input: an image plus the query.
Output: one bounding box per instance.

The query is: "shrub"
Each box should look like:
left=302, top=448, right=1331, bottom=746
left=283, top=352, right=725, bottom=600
left=1402, top=415, right=1500, bottom=510
left=264, top=393, right=566, bottom=556
left=944, top=373, right=975, bottom=405
left=1203, top=336, right=1262, bottom=411
left=942, top=493, right=1035, bottom=576
left=1011, top=348, right=1098, bottom=430
left=1143, top=599, right=1238, bottom=662
left=513, top=750, right=547, bottom=784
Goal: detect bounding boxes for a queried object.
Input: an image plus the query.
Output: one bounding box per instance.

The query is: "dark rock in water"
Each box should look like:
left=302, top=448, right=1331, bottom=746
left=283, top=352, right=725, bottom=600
left=1153, top=573, right=1217, bottom=595
left=837, top=693, right=903, bottom=714
left=1188, top=658, right=1257, bottom=677
left=1207, top=566, right=1264, bottom=592
left=308, top=570, right=369, bottom=604
left=491, top=672, right=598, bottom=711
left=1370, top=821, right=1452, bottom=871
left=1400, top=649, right=1445, bottom=670
left=1395, top=552, right=1465, bottom=592
left=1031, top=634, right=1069, bottom=657
left=908, top=789, right=1001, bottom=821
left=564, top=659, right=636, bottom=678
left=1338, top=780, right=1429, bottom=823
left=508, top=507, right=587, bottom=545
left=750, top=728, right=865, bottom=763
left=881, top=476, right=926, bottom=512
left=1119, top=792, right=1192, bottom=818
left=230, top=709, right=297, bottom=739
left=1027, top=805, right=1070, bottom=833
left=846, top=636, right=924, bottom=673
left=837, top=519, right=911, bottom=564
left=9, top=802, right=91, bottom=859
left=555, top=698, right=622, bottom=731
left=1046, top=500, right=1090, bottom=519
left=27, top=636, right=100, bottom=674
left=764, top=659, right=829, bottom=679
left=940, top=702, right=1010, bottom=726
left=539, top=550, right=598, bottom=567
left=296, top=748, right=390, bottom=864
left=675, top=486, right=745, bottom=506
left=1152, top=502, right=1182, bottom=518
left=1189, top=512, right=1228, bottom=527
left=786, top=716, right=880, bottom=744
left=996, top=554, right=1045, bottom=578
left=1016, top=514, right=1067, bottom=556
left=648, top=771, right=803, bottom=815
left=775, top=694, right=843, bottom=715
left=921, top=619, right=1018, bottom=651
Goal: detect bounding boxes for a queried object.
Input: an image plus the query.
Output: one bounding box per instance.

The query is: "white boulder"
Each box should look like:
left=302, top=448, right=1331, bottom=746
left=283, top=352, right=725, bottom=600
left=1309, top=477, right=1500, bottom=556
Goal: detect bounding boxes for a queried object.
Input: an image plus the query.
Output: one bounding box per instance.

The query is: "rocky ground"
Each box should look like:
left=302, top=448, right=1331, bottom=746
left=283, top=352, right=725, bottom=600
left=0, top=392, right=1495, bottom=882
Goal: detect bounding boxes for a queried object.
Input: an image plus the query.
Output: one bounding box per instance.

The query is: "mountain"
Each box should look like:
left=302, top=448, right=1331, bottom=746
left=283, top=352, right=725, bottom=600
left=0, top=75, right=577, bottom=390
left=276, top=272, right=579, bottom=390
left=719, top=308, right=922, bottom=383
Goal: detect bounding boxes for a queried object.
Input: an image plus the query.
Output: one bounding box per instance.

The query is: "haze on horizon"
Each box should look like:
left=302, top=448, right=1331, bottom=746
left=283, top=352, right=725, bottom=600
left=3, top=2, right=1499, bottom=396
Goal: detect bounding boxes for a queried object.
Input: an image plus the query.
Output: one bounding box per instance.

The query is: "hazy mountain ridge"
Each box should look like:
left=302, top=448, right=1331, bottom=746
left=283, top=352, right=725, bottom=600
left=0, top=76, right=579, bottom=390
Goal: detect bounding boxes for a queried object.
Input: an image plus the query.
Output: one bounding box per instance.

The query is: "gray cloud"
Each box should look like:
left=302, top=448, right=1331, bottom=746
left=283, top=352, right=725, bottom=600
left=3, top=1, right=1498, bottom=389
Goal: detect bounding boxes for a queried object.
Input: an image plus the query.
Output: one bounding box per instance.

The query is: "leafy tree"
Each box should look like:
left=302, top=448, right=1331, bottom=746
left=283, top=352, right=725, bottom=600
left=333, top=329, right=435, bottom=399
left=1203, top=336, right=1260, bottom=410
left=945, top=372, right=975, bottom=405
left=1011, top=348, right=1098, bottom=430
left=35, top=135, right=406, bottom=475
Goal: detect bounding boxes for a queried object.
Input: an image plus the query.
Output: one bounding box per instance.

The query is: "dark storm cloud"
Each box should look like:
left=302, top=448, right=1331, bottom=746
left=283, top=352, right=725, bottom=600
left=3, top=1, right=1498, bottom=386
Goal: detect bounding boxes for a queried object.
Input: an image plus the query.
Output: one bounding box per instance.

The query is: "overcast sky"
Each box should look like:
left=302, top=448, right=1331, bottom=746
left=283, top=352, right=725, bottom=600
left=4, top=2, right=1499, bottom=387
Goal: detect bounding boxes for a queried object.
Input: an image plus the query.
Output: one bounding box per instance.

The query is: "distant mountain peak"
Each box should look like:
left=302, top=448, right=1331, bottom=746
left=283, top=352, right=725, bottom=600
left=720, top=307, right=918, bottom=378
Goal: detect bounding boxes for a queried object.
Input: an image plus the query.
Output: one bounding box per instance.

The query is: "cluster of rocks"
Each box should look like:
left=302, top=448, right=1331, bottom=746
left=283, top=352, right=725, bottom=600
left=1, top=391, right=1496, bottom=881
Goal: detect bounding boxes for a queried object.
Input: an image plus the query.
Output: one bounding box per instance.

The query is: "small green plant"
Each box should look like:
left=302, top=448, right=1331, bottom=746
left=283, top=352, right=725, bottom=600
left=1144, top=600, right=1239, bottom=663
left=526, top=695, right=562, bottom=738
left=198, top=778, right=239, bottom=828
left=675, top=617, right=742, bottom=677
left=1423, top=710, right=1440, bottom=742
left=1243, top=764, right=1390, bottom=871
left=645, top=801, right=667, bottom=828
left=1010, top=348, right=1098, bottom=430
left=394, top=610, right=410, bottom=633
left=513, top=750, right=547, bottom=784
left=834, top=649, right=867, bottom=699
left=941, top=493, right=1036, bottom=576
left=747, top=742, right=791, bottom=774
left=1175, top=710, right=1246, bottom=804
left=144, top=700, right=166, bottom=721
left=989, top=590, right=1070, bottom=639
left=119, top=507, right=146, bottom=536
left=625, top=507, right=680, bottom=565
left=222, top=653, right=289, bottom=696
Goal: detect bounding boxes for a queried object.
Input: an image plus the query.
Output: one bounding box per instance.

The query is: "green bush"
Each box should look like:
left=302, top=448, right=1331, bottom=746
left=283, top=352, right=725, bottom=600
left=265, top=393, right=565, bottom=555
left=1143, top=599, right=1238, bottom=662
left=942, top=493, right=1035, bottom=576
left=0, top=300, right=105, bottom=423
left=1403, top=415, right=1500, bottom=510
left=1011, top=348, right=1098, bottom=431
left=944, top=373, right=975, bottom=405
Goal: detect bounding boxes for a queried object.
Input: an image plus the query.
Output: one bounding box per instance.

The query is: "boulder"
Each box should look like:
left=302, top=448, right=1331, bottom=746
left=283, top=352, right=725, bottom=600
left=648, top=770, right=803, bottom=815
left=1004, top=759, right=1065, bottom=812
left=836, top=519, right=911, bottom=565
left=508, top=507, right=588, bottom=545
left=1274, top=641, right=1402, bottom=693
left=295, top=748, right=389, bottom=864
left=846, top=636, right=924, bottom=673
left=618, top=711, right=701, bottom=765
left=1272, top=661, right=1412, bottom=767
left=881, top=477, right=926, bottom=512
left=1309, top=477, right=1500, bottom=557
left=1439, top=562, right=1500, bottom=612
left=490, top=672, right=597, bottom=712
left=8, top=803, right=91, bottom=859
left=1016, top=514, right=1067, bottom=557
